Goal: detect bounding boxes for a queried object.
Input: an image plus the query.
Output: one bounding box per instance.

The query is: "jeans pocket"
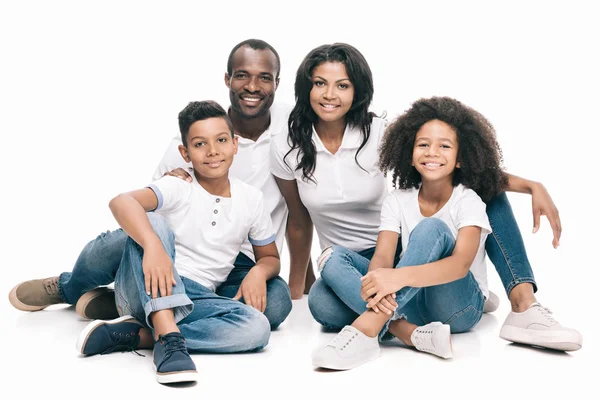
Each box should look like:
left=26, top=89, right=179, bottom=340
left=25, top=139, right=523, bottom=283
left=445, top=305, right=483, bottom=333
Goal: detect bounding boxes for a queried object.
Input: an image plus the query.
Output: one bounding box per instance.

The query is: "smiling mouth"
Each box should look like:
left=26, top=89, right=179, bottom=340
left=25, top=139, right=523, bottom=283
left=421, top=162, right=444, bottom=170
left=320, top=103, right=339, bottom=110
left=240, top=95, right=263, bottom=105
left=205, top=160, right=225, bottom=168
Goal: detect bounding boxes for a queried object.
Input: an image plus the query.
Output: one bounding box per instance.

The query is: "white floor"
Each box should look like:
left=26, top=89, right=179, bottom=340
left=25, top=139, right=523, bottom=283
left=3, top=289, right=594, bottom=399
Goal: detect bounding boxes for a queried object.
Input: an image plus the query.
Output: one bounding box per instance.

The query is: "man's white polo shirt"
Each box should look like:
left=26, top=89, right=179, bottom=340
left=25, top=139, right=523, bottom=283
left=149, top=176, right=276, bottom=291
left=270, top=117, right=389, bottom=252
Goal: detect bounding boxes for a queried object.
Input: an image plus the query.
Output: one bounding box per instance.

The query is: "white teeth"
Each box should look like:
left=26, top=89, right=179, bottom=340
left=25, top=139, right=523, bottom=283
left=322, top=104, right=337, bottom=108
left=242, top=97, right=260, bottom=102
left=425, top=163, right=441, bottom=167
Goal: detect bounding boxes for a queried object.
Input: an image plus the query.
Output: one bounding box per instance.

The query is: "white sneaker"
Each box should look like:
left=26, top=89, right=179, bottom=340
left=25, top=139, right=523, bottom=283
left=499, top=302, right=582, bottom=351
left=483, top=290, right=500, bottom=313
left=410, top=322, right=453, bottom=359
left=312, top=325, right=380, bottom=370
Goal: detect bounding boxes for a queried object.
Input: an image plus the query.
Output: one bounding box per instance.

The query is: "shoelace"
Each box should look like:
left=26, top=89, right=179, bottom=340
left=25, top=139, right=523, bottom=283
left=101, top=331, right=143, bottom=357
left=411, top=328, right=434, bottom=352
left=330, top=327, right=358, bottom=350
left=159, top=335, right=189, bottom=362
left=534, top=304, right=557, bottom=324
left=43, top=277, right=59, bottom=296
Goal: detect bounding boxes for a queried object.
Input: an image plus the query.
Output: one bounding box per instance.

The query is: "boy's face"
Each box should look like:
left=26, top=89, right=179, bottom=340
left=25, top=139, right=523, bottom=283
left=178, top=117, right=238, bottom=181
left=225, top=46, right=279, bottom=119
left=412, top=119, right=459, bottom=183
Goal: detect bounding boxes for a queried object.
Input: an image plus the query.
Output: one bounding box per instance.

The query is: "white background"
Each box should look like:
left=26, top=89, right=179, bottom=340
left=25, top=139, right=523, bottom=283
left=0, top=0, right=597, bottom=398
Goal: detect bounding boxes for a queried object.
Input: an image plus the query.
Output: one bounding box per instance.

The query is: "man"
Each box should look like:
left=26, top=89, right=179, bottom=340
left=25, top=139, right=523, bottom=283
left=9, top=39, right=314, bottom=329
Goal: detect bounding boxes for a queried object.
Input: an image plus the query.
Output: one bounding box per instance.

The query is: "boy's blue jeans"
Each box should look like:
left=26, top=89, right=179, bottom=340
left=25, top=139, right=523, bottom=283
left=309, top=193, right=537, bottom=331
left=113, top=214, right=270, bottom=352
left=57, top=213, right=292, bottom=330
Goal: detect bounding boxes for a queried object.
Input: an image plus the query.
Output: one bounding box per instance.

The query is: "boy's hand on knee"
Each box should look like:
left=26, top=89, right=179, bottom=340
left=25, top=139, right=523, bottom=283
left=233, top=268, right=267, bottom=313
left=142, top=246, right=176, bottom=299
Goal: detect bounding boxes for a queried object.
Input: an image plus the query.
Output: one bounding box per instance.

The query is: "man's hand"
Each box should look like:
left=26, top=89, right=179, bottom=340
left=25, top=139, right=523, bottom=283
left=234, top=268, right=268, bottom=312
left=142, top=245, right=176, bottom=299
left=164, top=168, right=192, bottom=182
left=531, top=182, right=561, bottom=248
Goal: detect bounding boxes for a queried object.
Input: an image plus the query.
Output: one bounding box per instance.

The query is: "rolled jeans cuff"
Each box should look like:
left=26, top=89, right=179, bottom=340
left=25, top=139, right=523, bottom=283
left=143, top=293, right=194, bottom=328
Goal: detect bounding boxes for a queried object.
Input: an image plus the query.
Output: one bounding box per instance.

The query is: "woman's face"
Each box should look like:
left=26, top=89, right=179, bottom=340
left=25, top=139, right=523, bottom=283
left=309, top=61, right=354, bottom=124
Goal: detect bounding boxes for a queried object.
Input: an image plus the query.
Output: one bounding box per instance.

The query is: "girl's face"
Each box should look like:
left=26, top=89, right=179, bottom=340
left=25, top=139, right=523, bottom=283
left=412, top=119, right=460, bottom=183
left=309, top=61, right=354, bottom=124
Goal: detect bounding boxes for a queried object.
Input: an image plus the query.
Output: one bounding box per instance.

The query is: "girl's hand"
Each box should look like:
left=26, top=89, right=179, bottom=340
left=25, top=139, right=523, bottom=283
left=360, top=268, right=403, bottom=309
left=531, top=182, right=561, bottom=248
left=370, top=294, right=398, bottom=315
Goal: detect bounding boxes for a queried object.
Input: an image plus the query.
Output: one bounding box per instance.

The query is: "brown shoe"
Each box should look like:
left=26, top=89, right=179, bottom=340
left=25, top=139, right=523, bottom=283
left=9, top=276, right=63, bottom=311
left=76, top=287, right=119, bottom=320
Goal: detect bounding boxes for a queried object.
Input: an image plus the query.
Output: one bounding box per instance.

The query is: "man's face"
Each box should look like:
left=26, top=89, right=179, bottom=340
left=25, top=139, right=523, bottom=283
left=225, top=46, right=279, bottom=119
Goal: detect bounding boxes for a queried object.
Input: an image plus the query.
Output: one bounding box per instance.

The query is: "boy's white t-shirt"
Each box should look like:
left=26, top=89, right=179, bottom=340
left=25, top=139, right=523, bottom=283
left=152, top=103, right=291, bottom=262
left=148, top=176, right=276, bottom=291
left=270, top=117, right=388, bottom=252
left=379, top=184, right=492, bottom=298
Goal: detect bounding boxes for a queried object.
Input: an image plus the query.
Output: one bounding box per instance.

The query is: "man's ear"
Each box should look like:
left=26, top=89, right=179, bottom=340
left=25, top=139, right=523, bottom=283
left=178, top=144, right=191, bottom=163
left=274, top=77, right=280, bottom=90
left=224, top=72, right=231, bottom=88
left=232, top=136, right=239, bottom=155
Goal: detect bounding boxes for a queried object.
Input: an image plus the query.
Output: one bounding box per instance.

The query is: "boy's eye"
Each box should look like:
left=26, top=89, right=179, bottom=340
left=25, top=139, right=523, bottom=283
left=194, top=142, right=205, bottom=147
left=218, top=137, right=228, bottom=143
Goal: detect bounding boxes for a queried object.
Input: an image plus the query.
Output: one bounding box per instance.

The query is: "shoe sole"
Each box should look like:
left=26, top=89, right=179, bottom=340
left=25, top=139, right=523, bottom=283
left=483, top=291, right=500, bottom=313
left=8, top=283, right=49, bottom=311
left=75, top=287, right=118, bottom=320
left=76, top=315, right=142, bottom=355
left=155, top=368, right=199, bottom=384
left=499, top=325, right=582, bottom=351
left=312, top=350, right=380, bottom=370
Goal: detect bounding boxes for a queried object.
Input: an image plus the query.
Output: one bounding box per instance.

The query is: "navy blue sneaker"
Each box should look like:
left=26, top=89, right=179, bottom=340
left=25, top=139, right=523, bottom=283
left=76, top=315, right=143, bottom=355
left=153, top=332, right=198, bottom=384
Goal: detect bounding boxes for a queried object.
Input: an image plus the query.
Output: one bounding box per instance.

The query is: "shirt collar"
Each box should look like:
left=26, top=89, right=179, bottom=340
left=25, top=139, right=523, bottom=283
left=312, top=124, right=363, bottom=153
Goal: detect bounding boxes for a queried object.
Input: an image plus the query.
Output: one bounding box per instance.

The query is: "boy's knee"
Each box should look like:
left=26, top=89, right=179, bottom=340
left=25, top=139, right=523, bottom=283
left=244, top=312, right=271, bottom=350
left=146, top=213, right=174, bottom=243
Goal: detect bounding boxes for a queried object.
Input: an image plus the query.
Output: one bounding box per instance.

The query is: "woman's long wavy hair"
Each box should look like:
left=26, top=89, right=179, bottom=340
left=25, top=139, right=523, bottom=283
left=378, top=97, right=508, bottom=202
left=285, top=43, right=375, bottom=182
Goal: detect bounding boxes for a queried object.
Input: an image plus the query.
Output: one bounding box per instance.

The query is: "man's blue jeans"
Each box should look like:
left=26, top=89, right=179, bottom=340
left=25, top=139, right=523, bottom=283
left=57, top=214, right=292, bottom=329
left=309, top=193, right=536, bottom=331
left=113, top=214, right=270, bottom=352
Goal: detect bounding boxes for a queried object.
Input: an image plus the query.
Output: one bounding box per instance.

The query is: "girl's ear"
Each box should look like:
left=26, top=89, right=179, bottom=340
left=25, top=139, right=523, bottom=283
left=178, top=144, right=191, bottom=163
left=456, top=161, right=460, bottom=168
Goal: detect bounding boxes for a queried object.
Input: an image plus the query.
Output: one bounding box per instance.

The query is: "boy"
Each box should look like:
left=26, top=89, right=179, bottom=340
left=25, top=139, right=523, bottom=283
left=76, top=100, right=280, bottom=384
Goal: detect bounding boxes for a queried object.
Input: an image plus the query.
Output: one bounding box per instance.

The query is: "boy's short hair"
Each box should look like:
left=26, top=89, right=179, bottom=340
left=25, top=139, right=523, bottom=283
left=178, top=101, right=235, bottom=145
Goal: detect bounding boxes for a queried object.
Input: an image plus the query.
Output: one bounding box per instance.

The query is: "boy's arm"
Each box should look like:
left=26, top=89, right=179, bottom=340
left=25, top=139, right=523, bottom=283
left=504, top=172, right=561, bottom=248
left=233, top=242, right=280, bottom=313
left=361, top=226, right=482, bottom=308
left=109, top=188, right=175, bottom=299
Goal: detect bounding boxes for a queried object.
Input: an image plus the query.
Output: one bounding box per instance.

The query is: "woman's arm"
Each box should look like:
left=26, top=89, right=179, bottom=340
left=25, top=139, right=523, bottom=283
left=505, top=172, right=561, bottom=248
left=274, top=176, right=314, bottom=299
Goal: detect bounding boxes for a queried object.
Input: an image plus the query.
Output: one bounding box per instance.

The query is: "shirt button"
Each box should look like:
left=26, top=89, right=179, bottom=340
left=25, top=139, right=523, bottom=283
left=216, top=198, right=220, bottom=203
left=211, top=221, right=216, bottom=226
left=214, top=210, right=218, bottom=214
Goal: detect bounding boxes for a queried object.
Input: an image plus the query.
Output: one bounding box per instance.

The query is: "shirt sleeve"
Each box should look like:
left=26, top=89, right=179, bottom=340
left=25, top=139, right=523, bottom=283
left=248, top=191, right=276, bottom=246
left=270, top=131, right=296, bottom=180
left=152, top=137, right=192, bottom=181
left=455, top=189, right=492, bottom=235
left=379, top=191, right=402, bottom=234
left=147, top=176, right=191, bottom=213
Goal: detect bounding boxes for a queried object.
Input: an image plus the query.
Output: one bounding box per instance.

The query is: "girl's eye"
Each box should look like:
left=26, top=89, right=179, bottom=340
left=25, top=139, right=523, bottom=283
left=218, top=137, right=228, bottom=143
left=417, top=143, right=428, bottom=147
left=314, top=81, right=325, bottom=87
left=339, top=83, right=349, bottom=89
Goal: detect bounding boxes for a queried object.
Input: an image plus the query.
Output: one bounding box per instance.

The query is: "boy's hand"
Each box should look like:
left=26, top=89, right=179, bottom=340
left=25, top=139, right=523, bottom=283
left=163, top=168, right=192, bottom=182
left=233, top=268, right=267, bottom=312
left=142, top=245, right=176, bottom=299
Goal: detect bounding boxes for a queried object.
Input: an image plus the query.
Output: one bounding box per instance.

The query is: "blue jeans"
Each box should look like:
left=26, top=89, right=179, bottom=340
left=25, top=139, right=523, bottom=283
left=57, top=214, right=292, bottom=329
left=113, top=214, right=271, bottom=353
left=312, top=219, right=484, bottom=339
left=308, top=192, right=536, bottom=329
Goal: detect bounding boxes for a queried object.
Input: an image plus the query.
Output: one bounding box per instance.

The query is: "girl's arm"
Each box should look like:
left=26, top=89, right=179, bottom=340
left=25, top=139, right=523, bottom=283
left=368, top=230, right=400, bottom=271
left=504, top=172, right=561, bottom=248
left=361, top=226, right=482, bottom=307
left=274, top=176, right=314, bottom=299
left=109, top=188, right=175, bottom=299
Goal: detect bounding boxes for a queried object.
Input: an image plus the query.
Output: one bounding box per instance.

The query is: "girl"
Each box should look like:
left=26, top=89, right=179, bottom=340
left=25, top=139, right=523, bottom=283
left=270, top=43, right=580, bottom=360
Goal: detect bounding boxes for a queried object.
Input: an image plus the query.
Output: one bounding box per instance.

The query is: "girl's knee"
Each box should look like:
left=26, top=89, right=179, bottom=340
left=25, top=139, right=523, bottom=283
left=410, top=219, right=452, bottom=242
